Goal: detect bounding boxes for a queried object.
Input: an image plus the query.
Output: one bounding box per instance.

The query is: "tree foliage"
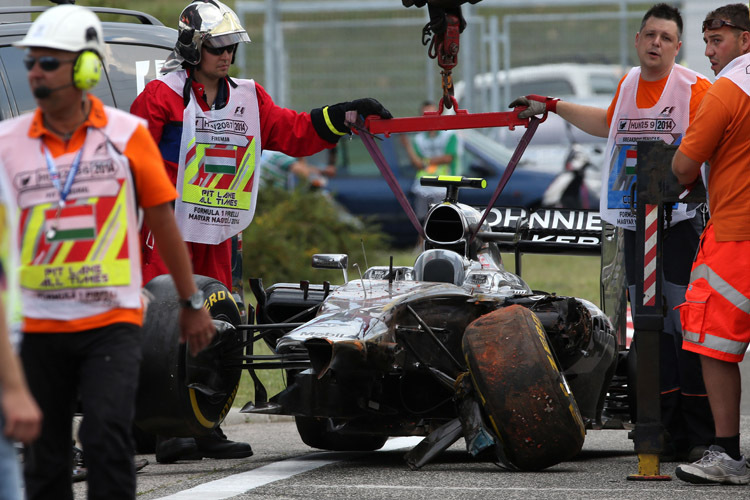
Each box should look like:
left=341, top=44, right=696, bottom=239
left=242, top=187, right=390, bottom=287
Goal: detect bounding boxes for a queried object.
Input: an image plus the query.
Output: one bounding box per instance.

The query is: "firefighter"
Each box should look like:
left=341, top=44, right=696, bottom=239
left=510, top=3, right=715, bottom=462
left=130, top=0, right=391, bottom=463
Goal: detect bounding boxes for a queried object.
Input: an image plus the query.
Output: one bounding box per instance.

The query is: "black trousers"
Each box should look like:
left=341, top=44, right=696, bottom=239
left=624, top=220, right=714, bottom=449
left=21, top=323, right=142, bottom=500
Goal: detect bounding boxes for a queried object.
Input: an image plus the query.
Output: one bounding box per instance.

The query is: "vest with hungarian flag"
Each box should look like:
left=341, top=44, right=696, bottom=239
left=602, top=65, right=698, bottom=230
left=0, top=108, right=144, bottom=322
left=161, top=71, right=261, bottom=244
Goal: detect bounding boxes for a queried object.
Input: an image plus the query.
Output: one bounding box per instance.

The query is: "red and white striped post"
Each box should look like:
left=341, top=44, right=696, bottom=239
left=643, top=204, right=658, bottom=306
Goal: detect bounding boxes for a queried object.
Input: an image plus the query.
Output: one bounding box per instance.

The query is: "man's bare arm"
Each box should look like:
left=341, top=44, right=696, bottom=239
left=510, top=96, right=609, bottom=138
left=0, top=306, right=41, bottom=444
left=556, top=101, right=609, bottom=138
left=671, top=149, right=702, bottom=186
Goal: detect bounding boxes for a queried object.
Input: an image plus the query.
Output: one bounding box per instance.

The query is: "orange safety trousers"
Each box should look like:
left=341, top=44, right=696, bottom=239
left=678, top=224, right=750, bottom=362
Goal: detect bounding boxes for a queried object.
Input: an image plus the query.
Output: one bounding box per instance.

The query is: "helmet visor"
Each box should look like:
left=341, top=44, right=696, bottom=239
left=203, top=31, right=250, bottom=48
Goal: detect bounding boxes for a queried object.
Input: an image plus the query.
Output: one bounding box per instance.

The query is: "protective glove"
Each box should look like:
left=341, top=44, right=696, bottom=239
left=311, top=98, right=393, bottom=143
left=509, top=94, right=560, bottom=120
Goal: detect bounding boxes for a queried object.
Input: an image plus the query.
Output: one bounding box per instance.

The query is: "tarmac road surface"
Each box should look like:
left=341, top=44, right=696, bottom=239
left=72, top=408, right=750, bottom=500
left=69, top=361, right=750, bottom=499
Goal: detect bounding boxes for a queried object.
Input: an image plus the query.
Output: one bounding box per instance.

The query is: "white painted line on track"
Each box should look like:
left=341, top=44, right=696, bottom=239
left=153, top=436, right=423, bottom=500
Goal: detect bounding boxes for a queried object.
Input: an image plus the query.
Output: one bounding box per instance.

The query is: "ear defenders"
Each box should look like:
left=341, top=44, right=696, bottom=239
left=73, top=50, right=102, bottom=91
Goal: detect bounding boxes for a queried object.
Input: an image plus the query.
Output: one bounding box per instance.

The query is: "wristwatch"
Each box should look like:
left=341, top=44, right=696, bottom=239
left=180, top=290, right=205, bottom=310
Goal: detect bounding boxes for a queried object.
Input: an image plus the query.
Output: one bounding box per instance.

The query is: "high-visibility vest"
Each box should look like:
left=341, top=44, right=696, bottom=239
left=161, top=71, right=261, bottom=244
left=0, top=109, right=143, bottom=321
left=601, top=65, right=699, bottom=230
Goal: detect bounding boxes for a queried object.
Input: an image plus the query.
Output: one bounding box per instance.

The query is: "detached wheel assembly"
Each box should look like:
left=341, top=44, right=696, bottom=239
left=462, top=304, right=585, bottom=470
left=135, top=275, right=244, bottom=438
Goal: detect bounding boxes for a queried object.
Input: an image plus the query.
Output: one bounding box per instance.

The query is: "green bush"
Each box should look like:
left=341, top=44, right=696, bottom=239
left=242, top=186, right=390, bottom=287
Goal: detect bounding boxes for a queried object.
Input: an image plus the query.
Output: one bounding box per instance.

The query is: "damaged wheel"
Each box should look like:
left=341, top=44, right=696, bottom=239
left=135, top=275, right=244, bottom=438
left=295, top=417, right=388, bottom=451
left=462, top=304, right=585, bottom=471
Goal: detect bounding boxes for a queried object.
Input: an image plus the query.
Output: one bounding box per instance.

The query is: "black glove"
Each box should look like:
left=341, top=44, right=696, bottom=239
left=346, top=98, right=393, bottom=120
left=311, top=98, right=392, bottom=143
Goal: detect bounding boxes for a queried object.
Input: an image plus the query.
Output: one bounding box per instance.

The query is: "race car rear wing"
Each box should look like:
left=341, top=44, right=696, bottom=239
left=474, top=207, right=609, bottom=257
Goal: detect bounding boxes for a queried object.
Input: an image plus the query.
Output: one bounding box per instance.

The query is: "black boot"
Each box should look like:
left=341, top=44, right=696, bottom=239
left=194, top=426, right=253, bottom=459
left=155, top=436, right=199, bottom=464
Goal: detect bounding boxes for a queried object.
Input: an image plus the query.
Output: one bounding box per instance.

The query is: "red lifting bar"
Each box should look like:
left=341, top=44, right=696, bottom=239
left=366, top=111, right=533, bottom=136
left=364, top=99, right=544, bottom=137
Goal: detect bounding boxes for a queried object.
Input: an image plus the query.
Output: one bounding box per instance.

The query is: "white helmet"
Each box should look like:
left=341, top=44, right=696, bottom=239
left=14, top=4, right=105, bottom=57
left=173, top=0, right=250, bottom=65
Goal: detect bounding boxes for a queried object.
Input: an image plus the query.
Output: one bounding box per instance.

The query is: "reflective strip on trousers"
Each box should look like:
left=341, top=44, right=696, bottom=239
left=683, top=329, right=748, bottom=356
left=690, top=263, right=750, bottom=314
left=685, top=262, right=750, bottom=356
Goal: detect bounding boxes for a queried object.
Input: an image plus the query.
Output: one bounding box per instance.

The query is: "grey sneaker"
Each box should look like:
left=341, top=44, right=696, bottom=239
left=676, top=445, right=750, bottom=485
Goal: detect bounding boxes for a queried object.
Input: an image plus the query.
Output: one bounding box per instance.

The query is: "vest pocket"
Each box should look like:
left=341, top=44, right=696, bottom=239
left=677, top=281, right=711, bottom=343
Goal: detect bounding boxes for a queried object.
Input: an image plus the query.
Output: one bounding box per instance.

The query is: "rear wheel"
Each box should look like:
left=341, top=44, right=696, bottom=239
left=462, top=305, right=585, bottom=471
left=295, top=417, right=388, bottom=451
left=135, top=275, right=243, bottom=438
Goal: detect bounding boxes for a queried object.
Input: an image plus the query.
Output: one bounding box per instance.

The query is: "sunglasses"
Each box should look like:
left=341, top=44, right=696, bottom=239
left=203, top=44, right=237, bottom=56
left=23, top=55, right=76, bottom=72
left=702, top=18, right=750, bottom=33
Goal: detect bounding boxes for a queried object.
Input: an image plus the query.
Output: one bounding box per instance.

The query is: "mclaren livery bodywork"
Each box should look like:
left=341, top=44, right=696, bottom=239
left=244, top=179, right=625, bottom=471
left=135, top=177, right=628, bottom=471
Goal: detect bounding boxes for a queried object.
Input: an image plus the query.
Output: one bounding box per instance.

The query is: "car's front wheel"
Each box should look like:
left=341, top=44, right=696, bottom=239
left=462, top=304, right=586, bottom=471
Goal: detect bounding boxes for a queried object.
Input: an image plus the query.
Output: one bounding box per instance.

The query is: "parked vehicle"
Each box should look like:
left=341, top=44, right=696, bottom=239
left=454, top=63, right=624, bottom=106
left=0, top=6, right=174, bottom=119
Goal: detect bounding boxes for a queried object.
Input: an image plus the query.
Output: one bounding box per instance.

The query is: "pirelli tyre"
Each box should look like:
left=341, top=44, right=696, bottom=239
left=135, top=275, right=244, bottom=438
left=462, top=304, right=585, bottom=471
left=295, top=417, right=388, bottom=451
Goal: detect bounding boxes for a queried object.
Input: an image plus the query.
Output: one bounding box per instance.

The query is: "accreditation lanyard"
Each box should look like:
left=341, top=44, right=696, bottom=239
left=43, top=131, right=87, bottom=240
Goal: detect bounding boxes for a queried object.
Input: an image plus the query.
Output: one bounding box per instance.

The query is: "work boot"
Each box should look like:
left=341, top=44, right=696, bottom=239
left=194, top=426, right=253, bottom=459
left=155, top=436, right=199, bottom=464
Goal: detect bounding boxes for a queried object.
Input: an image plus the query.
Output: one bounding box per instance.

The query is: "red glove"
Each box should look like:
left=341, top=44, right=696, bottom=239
left=509, top=94, right=560, bottom=119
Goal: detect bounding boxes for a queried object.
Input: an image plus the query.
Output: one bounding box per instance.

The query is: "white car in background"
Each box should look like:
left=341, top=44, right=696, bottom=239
left=454, top=63, right=625, bottom=105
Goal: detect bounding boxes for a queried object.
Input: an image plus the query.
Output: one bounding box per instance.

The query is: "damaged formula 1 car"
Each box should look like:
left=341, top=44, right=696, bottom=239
left=242, top=178, right=625, bottom=471
left=134, top=176, right=628, bottom=471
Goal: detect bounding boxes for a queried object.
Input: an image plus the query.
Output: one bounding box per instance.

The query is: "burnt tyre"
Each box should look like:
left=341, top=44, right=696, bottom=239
left=135, top=275, right=244, bottom=438
left=462, top=305, right=585, bottom=471
left=295, top=417, right=388, bottom=451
